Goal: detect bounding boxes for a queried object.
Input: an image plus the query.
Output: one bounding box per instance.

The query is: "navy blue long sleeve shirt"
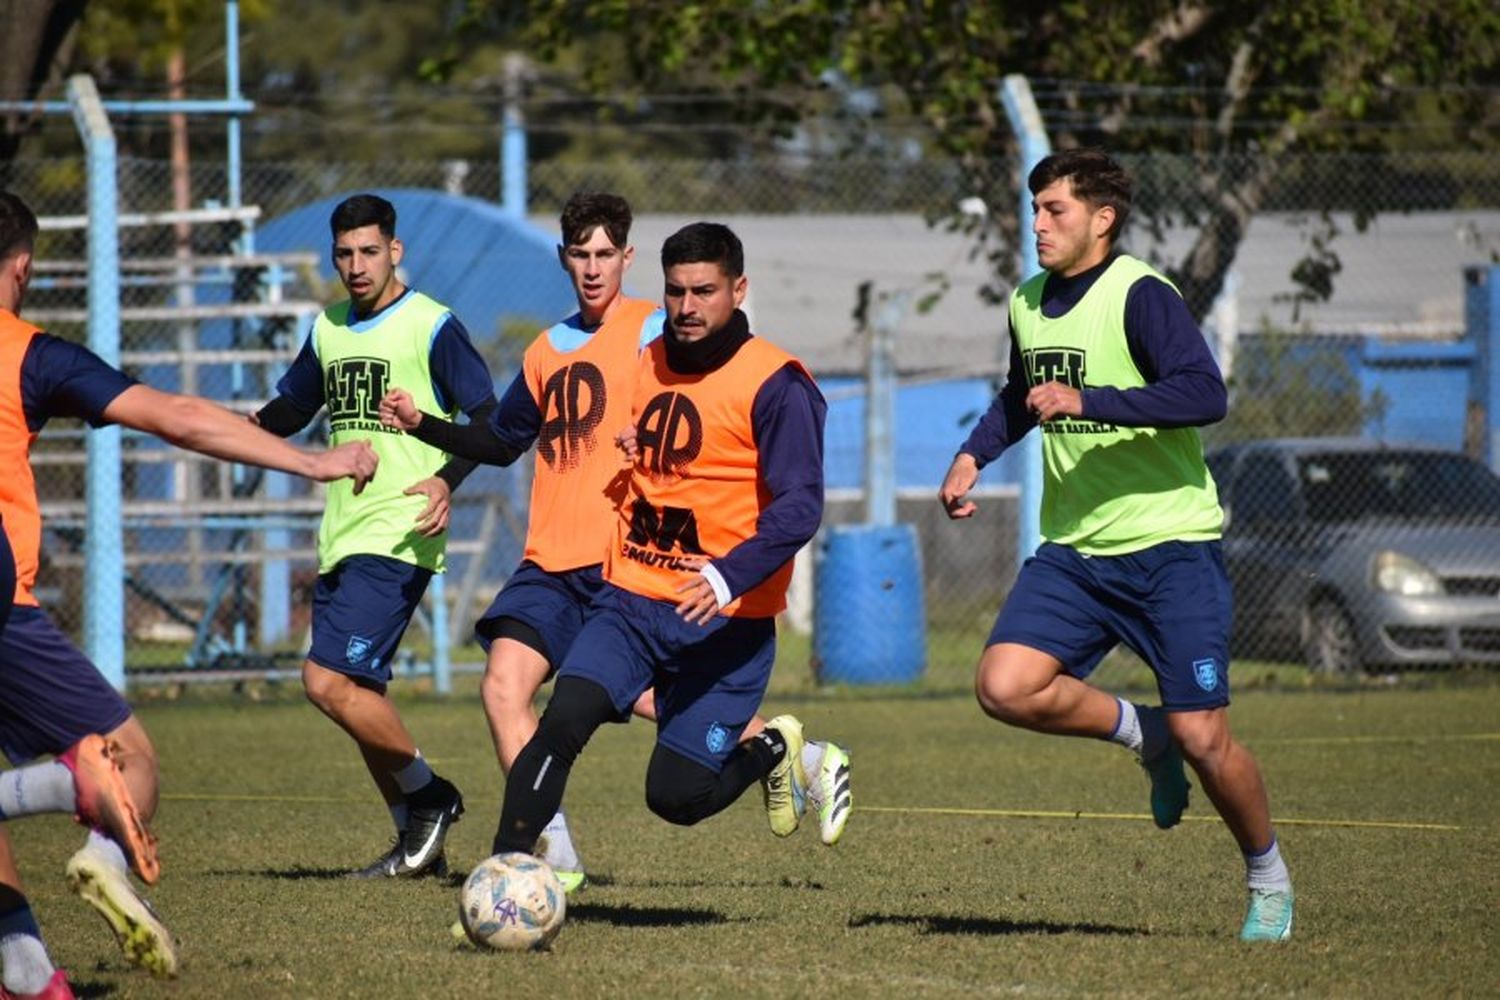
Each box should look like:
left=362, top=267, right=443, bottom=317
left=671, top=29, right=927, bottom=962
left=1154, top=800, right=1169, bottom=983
left=959, top=253, right=1227, bottom=468
left=713, top=364, right=827, bottom=602
left=406, top=347, right=825, bottom=602
left=258, top=291, right=497, bottom=486
left=19, top=334, right=137, bottom=429
left=271, top=298, right=495, bottom=420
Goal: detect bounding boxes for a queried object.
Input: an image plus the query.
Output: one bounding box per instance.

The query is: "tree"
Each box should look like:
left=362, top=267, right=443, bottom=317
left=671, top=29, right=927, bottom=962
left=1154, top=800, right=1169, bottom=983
left=1204, top=323, right=1382, bottom=446
left=434, top=0, right=1500, bottom=320
left=0, top=0, right=87, bottom=179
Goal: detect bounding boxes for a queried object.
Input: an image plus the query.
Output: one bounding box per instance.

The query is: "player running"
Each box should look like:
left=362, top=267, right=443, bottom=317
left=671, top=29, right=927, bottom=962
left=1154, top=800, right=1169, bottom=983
left=0, top=190, right=377, bottom=997
left=488, top=221, right=834, bottom=867
left=938, top=149, right=1294, bottom=941
left=254, top=194, right=495, bottom=879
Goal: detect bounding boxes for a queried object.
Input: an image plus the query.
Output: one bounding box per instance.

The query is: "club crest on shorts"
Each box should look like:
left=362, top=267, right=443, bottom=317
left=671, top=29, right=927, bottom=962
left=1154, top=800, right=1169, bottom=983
left=704, top=722, right=731, bottom=754
left=346, top=634, right=373, bottom=665
left=1193, top=657, right=1219, bottom=692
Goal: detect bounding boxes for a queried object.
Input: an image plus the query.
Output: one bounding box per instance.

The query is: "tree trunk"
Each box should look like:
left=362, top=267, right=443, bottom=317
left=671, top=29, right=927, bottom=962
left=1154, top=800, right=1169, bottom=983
left=0, top=0, right=88, bottom=180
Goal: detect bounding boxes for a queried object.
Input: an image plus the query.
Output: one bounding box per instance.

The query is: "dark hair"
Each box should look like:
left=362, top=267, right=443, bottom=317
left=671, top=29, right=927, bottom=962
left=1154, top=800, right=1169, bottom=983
left=1028, top=148, right=1132, bottom=240
left=661, top=222, right=744, bottom=277
left=560, top=191, right=632, bottom=249
left=330, top=193, right=396, bottom=239
left=0, top=191, right=39, bottom=262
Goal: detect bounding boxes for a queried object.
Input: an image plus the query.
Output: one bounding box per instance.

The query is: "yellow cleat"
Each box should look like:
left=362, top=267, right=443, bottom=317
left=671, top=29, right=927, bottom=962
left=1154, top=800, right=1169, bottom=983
left=760, top=715, right=808, bottom=837
left=66, top=845, right=178, bottom=979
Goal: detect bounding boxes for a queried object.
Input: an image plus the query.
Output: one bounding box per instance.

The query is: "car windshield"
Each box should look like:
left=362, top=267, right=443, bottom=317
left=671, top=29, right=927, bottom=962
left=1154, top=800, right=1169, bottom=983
left=1298, top=450, right=1500, bottom=523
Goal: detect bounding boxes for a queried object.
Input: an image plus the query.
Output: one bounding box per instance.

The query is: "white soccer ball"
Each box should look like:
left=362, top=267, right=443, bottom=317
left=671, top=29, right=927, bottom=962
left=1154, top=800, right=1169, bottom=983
left=459, top=852, right=566, bottom=951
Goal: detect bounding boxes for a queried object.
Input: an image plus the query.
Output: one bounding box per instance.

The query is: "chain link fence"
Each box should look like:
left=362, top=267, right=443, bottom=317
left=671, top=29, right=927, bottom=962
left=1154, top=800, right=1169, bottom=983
left=5, top=149, right=1499, bottom=687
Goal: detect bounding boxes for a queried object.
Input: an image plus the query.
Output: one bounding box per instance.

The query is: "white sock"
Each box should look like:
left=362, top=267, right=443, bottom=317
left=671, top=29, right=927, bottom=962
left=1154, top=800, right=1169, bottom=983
left=0, top=762, right=75, bottom=819
left=1108, top=698, right=1144, bottom=755
left=540, top=810, right=581, bottom=870
left=86, top=828, right=131, bottom=872
left=1245, top=836, right=1292, bottom=892
left=0, top=933, right=55, bottom=996
left=389, top=803, right=410, bottom=834
left=390, top=751, right=434, bottom=795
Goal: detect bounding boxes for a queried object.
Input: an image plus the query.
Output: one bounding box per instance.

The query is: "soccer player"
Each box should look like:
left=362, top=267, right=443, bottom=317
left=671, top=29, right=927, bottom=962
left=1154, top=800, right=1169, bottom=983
left=0, top=190, right=377, bottom=996
left=937, top=149, right=1295, bottom=942
left=253, top=193, right=496, bottom=879
left=379, top=196, right=851, bottom=889
left=487, top=221, right=829, bottom=864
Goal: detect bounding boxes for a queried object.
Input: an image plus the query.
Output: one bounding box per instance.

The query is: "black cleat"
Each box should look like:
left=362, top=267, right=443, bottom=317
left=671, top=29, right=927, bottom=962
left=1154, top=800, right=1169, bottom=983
left=400, top=776, right=464, bottom=876
left=347, top=837, right=452, bottom=879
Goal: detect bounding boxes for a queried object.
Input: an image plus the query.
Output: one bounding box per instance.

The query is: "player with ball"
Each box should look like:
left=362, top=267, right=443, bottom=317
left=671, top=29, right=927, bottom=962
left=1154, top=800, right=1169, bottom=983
left=463, top=222, right=828, bottom=949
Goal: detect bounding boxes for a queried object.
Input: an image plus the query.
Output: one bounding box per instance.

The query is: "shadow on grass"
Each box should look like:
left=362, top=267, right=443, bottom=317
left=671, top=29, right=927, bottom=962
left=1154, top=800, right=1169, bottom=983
left=567, top=902, right=738, bottom=928
left=68, top=979, right=114, bottom=999
left=198, top=866, right=351, bottom=880
left=598, top=873, right=827, bottom=891
left=211, top=866, right=403, bottom=881
left=214, top=867, right=494, bottom=888
left=850, top=912, right=1143, bottom=937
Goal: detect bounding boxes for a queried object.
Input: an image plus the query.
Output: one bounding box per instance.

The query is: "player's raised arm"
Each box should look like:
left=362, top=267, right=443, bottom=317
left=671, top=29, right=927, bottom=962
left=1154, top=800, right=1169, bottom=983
left=103, top=383, right=377, bottom=492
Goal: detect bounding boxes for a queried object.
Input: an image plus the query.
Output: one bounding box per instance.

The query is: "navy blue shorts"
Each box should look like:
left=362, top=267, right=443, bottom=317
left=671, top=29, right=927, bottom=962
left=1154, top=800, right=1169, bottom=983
left=0, top=524, right=14, bottom=634
left=308, top=554, right=433, bottom=689
left=559, top=584, right=776, bottom=772
left=474, top=561, right=607, bottom=669
left=0, top=606, right=132, bottom=764
left=990, top=540, right=1232, bottom=710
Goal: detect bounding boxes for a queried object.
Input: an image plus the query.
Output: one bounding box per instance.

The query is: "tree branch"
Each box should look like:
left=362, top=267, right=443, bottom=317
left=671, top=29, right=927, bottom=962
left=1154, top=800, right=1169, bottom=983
left=1132, top=2, right=1214, bottom=67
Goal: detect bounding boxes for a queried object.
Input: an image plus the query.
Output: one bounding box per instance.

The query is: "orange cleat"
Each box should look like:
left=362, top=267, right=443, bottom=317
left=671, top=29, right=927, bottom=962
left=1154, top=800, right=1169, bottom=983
left=57, top=735, right=159, bottom=885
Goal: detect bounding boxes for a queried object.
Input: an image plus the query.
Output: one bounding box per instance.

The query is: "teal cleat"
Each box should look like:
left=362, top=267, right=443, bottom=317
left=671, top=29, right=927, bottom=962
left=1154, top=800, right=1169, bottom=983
left=1140, top=740, right=1191, bottom=829
left=1240, top=888, right=1295, bottom=942
left=761, top=715, right=808, bottom=837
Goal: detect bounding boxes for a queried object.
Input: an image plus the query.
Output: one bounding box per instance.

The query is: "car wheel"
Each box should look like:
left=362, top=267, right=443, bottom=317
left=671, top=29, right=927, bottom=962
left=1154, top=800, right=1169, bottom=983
left=1303, top=597, right=1361, bottom=675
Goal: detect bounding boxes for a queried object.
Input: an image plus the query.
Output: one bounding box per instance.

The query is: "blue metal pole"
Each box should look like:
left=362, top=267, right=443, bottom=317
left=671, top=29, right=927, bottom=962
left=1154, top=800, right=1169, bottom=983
left=68, top=75, right=126, bottom=691
left=866, top=292, right=905, bottom=526
left=1465, top=265, right=1500, bottom=471
left=0, top=99, right=254, bottom=115
left=501, top=103, right=527, bottom=218
left=225, top=0, right=244, bottom=214
left=1000, top=75, right=1051, bottom=572
left=430, top=574, right=451, bottom=695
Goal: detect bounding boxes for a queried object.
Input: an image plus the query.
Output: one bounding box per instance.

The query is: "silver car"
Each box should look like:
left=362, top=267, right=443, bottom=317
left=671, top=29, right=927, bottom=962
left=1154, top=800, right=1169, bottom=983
left=1206, top=438, right=1500, bottom=673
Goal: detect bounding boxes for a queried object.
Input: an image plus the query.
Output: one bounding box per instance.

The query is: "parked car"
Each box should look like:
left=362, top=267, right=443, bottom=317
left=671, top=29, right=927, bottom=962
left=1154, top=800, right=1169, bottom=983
left=1205, top=438, right=1500, bottom=673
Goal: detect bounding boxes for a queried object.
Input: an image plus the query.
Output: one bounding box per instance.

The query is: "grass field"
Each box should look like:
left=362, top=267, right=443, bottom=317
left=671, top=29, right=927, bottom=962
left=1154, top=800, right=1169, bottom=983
left=10, top=671, right=1499, bottom=998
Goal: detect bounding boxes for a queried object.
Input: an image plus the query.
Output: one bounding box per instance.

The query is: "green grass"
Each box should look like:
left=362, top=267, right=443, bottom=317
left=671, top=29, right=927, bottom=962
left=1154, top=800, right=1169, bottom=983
left=11, top=678, right=1500, bottom=998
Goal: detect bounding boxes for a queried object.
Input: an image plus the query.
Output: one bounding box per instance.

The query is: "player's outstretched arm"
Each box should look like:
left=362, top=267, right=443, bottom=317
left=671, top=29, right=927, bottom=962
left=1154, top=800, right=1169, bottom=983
left=102, top=384, right=377, bottom=491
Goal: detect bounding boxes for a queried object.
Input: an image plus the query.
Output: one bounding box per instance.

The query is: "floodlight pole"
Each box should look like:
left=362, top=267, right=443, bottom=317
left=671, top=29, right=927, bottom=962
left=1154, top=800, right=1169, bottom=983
left=1000, top=75, right=1051, bottom=572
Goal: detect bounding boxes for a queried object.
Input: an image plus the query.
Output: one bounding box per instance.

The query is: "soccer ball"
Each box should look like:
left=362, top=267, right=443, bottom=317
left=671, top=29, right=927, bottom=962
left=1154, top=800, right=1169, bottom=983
left=459, top=852, right=566, bottom=951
